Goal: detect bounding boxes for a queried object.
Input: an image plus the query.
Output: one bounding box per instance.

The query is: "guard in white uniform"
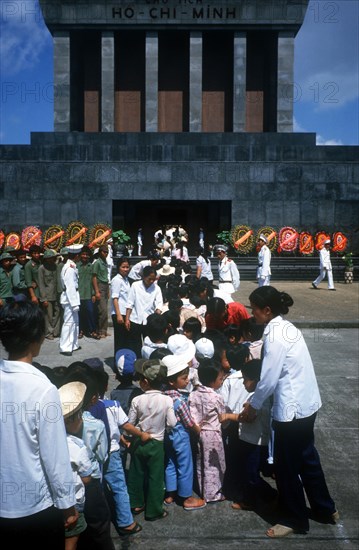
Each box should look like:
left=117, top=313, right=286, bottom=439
left=215, top=245, right=240, bottom=297
left=257, top=234, right=271, bottom=287
left=59, top=244, right=82, bottom=355
left=312, top=239, right=336, bottom=290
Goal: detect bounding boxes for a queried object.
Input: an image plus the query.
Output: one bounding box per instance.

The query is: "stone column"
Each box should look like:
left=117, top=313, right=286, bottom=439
left=189, top=32, right=202, bottom=132
left=146, top=32, right=158, bottom=132
left=53, top=31, right=70, bottom=131
left=277, top=32, right=294, bottom=132
left=233, top=32, right=246, bottom=132
left=101, top=31, right=115, bottom=132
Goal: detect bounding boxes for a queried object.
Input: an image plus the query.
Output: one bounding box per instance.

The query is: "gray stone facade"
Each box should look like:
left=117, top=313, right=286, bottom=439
left=1, top=132, right=358, bottom=249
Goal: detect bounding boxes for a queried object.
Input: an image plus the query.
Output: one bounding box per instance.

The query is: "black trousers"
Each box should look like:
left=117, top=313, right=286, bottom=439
left=273, top=412, right=336, bottom=531
left=0, top=506, right=64, bottom=550
left=77, top=478, right=115, bottom=550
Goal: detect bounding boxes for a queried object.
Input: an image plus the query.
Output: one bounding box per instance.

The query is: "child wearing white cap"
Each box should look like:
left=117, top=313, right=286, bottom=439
left=161, top=354, right=206, bottom=511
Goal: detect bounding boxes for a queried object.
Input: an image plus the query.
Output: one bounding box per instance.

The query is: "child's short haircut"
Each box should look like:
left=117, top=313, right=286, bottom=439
left=198, top=359, right=223, bottom=387
left=224, top=323, right=242, bottom=341
left=145, top=313, right=168, bottom=342
left=240, top=317, right=265, bottom=342
left=241, top=359, right=262, bottom=382
left=226, top=344, right=251, bottom=371
left=203, top=328, right=227, bottom=354
left=182, top=316, right=202, bottom=339
left=142, top=265, right=156, bottom=278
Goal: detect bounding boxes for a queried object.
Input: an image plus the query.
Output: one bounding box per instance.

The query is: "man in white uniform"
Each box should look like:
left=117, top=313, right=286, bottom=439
left=312, top=239, right=336, bottom=291
left=216, top=244, right=240, bottom=297
left=257, top=234, right=271, bottom=287
left=59, top=244, right=82, bottom=356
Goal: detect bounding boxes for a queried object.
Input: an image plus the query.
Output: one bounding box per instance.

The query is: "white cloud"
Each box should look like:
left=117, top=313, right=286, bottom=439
left=316, top=135, right=343, bottom=146
left=0, top=1, right=50, bottom=76
left=293, top=118, right=343, bottom=146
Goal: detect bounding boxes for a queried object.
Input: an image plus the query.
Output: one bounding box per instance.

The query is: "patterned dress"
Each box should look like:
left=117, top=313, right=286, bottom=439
left=188, top=385, right=226, bottom=502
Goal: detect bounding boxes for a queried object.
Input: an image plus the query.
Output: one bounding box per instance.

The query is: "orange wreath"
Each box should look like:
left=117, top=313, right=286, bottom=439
left=332, top=232, right=348, bottom=253
left=43, top=225, right=65, bottom=250
left=315, top=231, right=331, bottom=251
left=255, top=227, right=277, bottom=253
left=5, top=232, right=21, bottom=250
left=0, top=230, right=5, bottom=250
left=299, top=232, right=314, bottom=256
left=88, top=223, right=112, bottom=249
left=65, top=221, right=88, bottom=246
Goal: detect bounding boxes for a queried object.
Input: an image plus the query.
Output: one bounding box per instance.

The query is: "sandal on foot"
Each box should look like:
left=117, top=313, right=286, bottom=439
left=117, top=522, right=142, bottom=536
left=145, top=510, right=169, bottom=521
left=164, top=496, right=175, bottom=505
left=266, top=524, right=294, bottom=538
left=183, top=498, right=207, bottom=511
left=131, top=506, right=145, bottom=515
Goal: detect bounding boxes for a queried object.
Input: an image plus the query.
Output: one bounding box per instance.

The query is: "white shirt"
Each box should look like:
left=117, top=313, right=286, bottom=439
left=103, top=400, right=129, bottom=453
left=218, top=256, right=240, bottom=293
left=126, top=280, right=163, bottom=324
left=128, top=390, right=176, bottom=441
left=257, top=245, right=271, bottom=278
left=319, top=247, right=332, bottom=270
left=60, top=259, right=80, bottom=308
left=196, top=255, right=213, bottom=280
left=111, top=273, right=130, bottom=315
left=0, top=360, right=76, bottom=518
left=128, top=259, right=151, bottom=281
left=240, top=394, right=271, bottom=446
left=219, top=370, right=249, bottom=415
left=66, top=434, right=92, bottom=511
left=250, top=316, right=322, bottom=422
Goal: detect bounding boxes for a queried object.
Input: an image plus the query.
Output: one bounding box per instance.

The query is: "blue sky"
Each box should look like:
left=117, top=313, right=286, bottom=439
left=0, top=0, right=358, bottom=145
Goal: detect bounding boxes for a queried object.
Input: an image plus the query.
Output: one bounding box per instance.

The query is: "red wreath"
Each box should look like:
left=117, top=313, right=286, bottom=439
left=299, top=232, right=314, bottom=256
left=0, top=230, right=5, bottom=250
left=332, top=232, right=348, bottom=253
left=278, top=227, right=298, bottom=253
left=315, top=231, right=331, bottom=251
left=21, top=226, right=42, bottom=251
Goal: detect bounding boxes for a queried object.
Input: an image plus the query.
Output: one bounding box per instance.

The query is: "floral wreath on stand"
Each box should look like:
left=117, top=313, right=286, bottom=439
left=332, top=231, right=348, bottom=254
left=5, top=231, right=21, bottom=250
left=43, top=225, right=65, bottom=251
left=21, top=226, right=42, bottom=251
left=315, top=231, right=331, bottom=251
left=231, top=225, right=255, bottom=255
left=88, top=223, right=112, bottom=249
left=299, top=231, right=314, bottom=256
left=65, top=221, right=88, bottom=246
left=0, top=230, right=5, bottom=251
left=255, top=227, right=277, bottom=254
left=278, top=226, right=299, bottom=254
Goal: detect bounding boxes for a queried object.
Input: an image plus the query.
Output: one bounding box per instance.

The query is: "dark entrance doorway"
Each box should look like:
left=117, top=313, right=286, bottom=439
left=112, top=200, right=231, bottom=254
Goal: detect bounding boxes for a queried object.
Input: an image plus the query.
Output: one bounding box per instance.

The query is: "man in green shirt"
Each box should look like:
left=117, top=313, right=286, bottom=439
left=11, top=249, right=28, bottom=299
left=0, top=252, right=14, bottom=306
left=24, top=245, right=42, bottom=304
left=78, top=246, right=99, bottom=339
left=92, top=244, right=109, bottom=338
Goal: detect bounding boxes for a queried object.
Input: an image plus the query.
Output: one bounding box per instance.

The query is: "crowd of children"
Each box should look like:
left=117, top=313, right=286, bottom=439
left=13, top=290, right=280, bottom=544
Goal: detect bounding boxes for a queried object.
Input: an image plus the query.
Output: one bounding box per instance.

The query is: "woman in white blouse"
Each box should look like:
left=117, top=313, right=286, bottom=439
left=196, top=247, right=214, bottom=283
left=240, top=286, right=338, bottom=538
left=111, top=257, right=131, bottom=355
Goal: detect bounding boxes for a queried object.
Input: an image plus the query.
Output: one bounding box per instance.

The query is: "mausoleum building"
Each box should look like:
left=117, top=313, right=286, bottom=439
left=0, top=0, right=358, bottom=251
